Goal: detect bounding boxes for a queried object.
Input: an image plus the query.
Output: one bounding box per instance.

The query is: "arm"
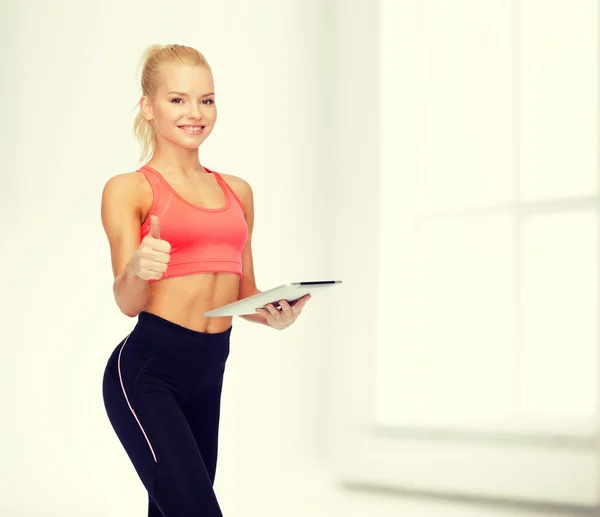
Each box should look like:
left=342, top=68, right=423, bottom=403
left=101, top=173, right=150, bottom=317
left=227, top=175, right=312, bottom=330
left=228, top=176, right=270, bottom=326
left=238, top=288, right=270, bottom=326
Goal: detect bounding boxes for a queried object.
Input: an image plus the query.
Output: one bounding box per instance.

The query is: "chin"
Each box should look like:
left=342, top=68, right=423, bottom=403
left=180, top=127, right=213, bottom=140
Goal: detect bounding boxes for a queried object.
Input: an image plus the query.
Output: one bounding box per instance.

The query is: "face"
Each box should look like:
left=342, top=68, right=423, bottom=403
left=141, top=62, right=217, bottom=150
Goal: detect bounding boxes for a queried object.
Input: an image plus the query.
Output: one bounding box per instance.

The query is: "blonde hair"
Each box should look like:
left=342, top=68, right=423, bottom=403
left=132, top=44, right=213, bottom=164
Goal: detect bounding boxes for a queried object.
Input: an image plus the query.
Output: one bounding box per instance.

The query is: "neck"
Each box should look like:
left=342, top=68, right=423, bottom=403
left=146, top=151, right=207, bottom=178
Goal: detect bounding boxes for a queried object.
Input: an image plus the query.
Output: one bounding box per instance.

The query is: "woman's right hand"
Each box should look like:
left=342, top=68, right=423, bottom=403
left=129, top=215, right=171, bottom=281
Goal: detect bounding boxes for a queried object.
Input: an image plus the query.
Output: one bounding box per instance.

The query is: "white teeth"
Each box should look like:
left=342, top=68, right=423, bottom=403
left=181, top=126, right=204, bottom=133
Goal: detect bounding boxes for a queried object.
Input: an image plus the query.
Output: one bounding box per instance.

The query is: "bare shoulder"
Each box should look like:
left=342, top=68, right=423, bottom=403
left=218, top=172, right=253, bottom=204
left=103, top=170, right=150, bottom=195
left=102, top=171, right=152, bottom=211
left=219, top=172, right=251, bottom=191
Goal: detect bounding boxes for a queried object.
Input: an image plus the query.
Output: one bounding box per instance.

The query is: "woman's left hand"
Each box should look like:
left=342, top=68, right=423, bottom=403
left=256, top=294, right=312, bottom=330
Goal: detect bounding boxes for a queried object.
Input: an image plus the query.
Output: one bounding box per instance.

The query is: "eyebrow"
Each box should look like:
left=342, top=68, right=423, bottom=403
left=167, top=91, right=214, bottom=97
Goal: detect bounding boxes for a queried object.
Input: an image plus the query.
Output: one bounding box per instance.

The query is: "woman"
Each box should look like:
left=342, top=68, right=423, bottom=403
left=101, top=43, right=311, bottom=517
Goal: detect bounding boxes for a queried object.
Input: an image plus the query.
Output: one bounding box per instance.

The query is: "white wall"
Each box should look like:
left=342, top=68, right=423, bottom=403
left=1, top=0, right=591, bottom=516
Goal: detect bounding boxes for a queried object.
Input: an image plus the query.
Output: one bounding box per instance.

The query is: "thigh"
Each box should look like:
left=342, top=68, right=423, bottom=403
left=183, top=380, right=226, bottom=486
left=134, top=390, right=222, bottom=517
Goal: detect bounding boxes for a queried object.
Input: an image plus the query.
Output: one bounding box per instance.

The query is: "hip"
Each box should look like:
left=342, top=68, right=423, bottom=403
left=105, top=311, right=232, bottom=395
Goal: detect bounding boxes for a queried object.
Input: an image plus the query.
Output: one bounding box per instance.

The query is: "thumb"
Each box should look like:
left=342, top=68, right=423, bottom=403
left=150, top=215, right=160, bottom=239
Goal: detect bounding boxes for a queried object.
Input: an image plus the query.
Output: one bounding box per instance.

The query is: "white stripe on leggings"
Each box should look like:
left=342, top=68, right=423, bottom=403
left=118, top=332, right=158, bottom=463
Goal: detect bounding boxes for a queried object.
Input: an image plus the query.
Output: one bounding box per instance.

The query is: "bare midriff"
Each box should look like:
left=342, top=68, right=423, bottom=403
left=144, top=272, right=239, bottom=333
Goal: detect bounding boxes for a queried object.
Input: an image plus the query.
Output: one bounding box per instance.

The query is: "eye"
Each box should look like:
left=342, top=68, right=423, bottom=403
left=170, top=97, right=214, bottom=105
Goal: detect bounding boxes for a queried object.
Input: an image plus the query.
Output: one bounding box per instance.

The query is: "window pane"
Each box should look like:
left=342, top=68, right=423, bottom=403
left=412, top=214, right=515, bottom=426
left=520, top=0, right=598, bottom=201
left=520, top=211, right=598, bottom=418
left=416, top=0, right=514, bottom=211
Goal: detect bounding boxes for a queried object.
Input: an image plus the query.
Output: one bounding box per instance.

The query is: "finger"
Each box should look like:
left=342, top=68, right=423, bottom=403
left=142, top=258, right=168, bottom=273
left=256, top=308, right=270, bottom=319
left=148, top=262, right=168, bottom=274
left=150, top=239, right=171, bottom=254
left=150, top=215, right=160, bottom=239
left=265, top=304, right=283, bottom=320
left=279, top=300, right=294, bottom=318
left=294, top=294, right=311, bottom=311
left=151, top=250, right=171, bottom=263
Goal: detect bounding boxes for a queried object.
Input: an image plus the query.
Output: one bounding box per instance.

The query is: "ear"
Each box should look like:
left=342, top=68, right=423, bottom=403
left=140, top=96, right=153, bottom=121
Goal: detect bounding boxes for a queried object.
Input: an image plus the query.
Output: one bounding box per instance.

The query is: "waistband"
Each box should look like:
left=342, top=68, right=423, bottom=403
left=137, top=311, right=233, bottom=344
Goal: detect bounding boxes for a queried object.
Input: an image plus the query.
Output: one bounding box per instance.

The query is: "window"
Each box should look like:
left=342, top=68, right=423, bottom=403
left=332, top=0, right=600, bottom=507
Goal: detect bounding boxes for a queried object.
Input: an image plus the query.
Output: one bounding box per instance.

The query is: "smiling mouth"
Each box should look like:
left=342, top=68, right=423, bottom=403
left=178, top=125, right=205, bottom=134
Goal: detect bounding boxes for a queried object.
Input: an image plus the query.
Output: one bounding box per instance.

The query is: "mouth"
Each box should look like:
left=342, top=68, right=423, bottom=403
left=178, top=125, right=206, bottom=135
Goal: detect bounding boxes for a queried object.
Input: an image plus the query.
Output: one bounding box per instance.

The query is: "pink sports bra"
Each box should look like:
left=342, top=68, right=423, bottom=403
left=138, top=165, right=248, bottom=283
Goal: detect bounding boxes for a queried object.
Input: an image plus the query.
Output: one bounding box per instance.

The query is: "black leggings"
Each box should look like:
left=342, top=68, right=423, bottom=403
left=102, top=311, right=232, bottom=517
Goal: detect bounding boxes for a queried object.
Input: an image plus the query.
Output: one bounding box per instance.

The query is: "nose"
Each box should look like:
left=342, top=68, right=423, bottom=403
left=188, top=102, right=203, bottom=120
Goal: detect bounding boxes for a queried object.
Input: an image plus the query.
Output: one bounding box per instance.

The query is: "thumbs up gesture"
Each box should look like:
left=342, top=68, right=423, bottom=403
left=129, top=215, right=172, bottom=281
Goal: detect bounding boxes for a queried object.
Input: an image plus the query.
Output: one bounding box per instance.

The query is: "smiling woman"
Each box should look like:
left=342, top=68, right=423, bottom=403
left=131, top=45, right=214, bottom=164
left=99, top=43, right=311, bottom=517
left=136, top=54, right=217, bottom=162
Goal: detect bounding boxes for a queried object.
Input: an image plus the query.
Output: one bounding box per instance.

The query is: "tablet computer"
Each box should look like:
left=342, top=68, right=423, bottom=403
left=202, top=280, right=343, bottom=317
